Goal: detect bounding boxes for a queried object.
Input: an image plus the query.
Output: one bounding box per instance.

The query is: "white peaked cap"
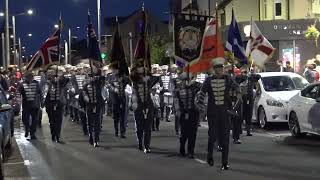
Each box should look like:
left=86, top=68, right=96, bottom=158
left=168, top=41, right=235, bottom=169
left=211, top=57, right=226, bottom=67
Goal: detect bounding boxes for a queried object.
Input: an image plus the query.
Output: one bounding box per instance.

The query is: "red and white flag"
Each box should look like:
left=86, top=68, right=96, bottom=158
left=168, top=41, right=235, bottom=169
left=188, top=17, right=224, bottom=73
left=246, top=21, right=274, bottom=68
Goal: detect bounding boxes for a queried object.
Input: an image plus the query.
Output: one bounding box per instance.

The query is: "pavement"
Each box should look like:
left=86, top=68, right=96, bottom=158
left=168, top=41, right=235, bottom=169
left=3, top=112, right=320, bottom=180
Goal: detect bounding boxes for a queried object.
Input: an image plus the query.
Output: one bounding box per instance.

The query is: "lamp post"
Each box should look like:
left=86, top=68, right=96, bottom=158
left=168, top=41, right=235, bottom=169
left=5, top=0, right=10, bottom=68
left=97, top=0, right=102, bottom=50
left=12, top=9, right=33, bottom=66
left=68, top=29, right=71, bottom=64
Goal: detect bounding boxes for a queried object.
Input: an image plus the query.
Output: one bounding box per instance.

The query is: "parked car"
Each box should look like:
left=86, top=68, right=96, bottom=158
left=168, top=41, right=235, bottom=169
left=0, top=87, right=14, bottom=178
left=252, top=72, right=309, bottom=129
left=287, top=82, right=320, bottom=137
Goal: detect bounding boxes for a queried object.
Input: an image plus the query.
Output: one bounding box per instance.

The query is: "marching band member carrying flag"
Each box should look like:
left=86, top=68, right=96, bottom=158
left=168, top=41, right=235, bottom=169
left=82, top=10, right=105, bottom=147
left=130, top=4, right=160, bottom=153
left=245, top=20, right=275, bottom=68
left=109, top=17, right=130, bottom=138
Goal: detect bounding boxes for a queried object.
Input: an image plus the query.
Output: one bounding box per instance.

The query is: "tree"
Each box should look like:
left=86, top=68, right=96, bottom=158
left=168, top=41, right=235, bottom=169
left=149, top=35, right=170, bottom=65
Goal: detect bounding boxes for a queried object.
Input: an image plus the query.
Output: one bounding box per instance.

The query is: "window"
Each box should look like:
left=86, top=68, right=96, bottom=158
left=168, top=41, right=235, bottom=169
left=275, top=2, right=282, bottom=16
left=292, top=77, right=309, bottom=90
left=302, top=85, right=320, bottom=99
left=261, top=76, right=295, bottom=92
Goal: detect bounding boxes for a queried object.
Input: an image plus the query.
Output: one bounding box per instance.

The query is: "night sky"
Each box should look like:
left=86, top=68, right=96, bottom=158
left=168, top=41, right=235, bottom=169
left=2, top=0, right=170, bottom=57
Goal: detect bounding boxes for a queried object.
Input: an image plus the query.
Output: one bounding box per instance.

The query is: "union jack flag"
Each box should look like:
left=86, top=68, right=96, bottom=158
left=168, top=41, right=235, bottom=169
left=26, top=29, right=60, bottom=71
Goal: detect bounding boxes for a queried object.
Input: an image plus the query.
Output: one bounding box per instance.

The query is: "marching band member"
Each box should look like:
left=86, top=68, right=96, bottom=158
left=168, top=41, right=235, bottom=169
left=43, top=65, right=69, bottom=143
left=130, top=61, right=160, bottom=153
left=108, top=63, right=130, bottom=138
left=18, top=71, right=42, bottom=139
left=176, top=72, right=202, bottom=158
left=82, top=65, right=105, bottom=147
left=197, top=58, right=241, bottom=170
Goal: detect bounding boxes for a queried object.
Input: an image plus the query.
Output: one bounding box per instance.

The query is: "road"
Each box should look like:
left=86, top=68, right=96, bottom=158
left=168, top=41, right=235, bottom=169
left=3, top=112, right=320, bottom=180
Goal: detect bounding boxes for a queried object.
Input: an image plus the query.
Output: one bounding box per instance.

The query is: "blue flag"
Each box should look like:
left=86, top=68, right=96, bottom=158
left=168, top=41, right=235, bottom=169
left=226, top=9, right=247, bottom=64
left=87, top=11, right=102, bottom=66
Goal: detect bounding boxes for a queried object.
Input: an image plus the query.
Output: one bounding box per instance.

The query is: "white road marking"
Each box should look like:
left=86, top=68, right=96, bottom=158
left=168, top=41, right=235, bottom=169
left=194, top=158, right=207, bottom=164
left=3, top=161, right=25, bottom=165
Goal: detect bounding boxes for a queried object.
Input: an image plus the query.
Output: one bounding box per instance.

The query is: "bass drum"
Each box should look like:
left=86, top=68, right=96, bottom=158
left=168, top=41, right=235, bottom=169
left=164, top=92, right=173, bottom=107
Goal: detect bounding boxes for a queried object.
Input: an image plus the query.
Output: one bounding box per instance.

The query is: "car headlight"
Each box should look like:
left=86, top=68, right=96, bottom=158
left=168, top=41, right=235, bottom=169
left=266, top=99, right=284, bottom=107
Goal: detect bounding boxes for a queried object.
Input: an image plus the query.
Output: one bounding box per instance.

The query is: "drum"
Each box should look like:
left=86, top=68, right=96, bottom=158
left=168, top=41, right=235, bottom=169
left=164, top=92, right=173, bottom=107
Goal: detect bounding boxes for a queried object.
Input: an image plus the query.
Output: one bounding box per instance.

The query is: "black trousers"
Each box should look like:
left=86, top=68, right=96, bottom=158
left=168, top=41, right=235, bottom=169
left=46, top=104, right=64, bottom=139
left=79, top=109, right=88, bottom=135
left=135, top=108, right=154, bottom=149
left=232, top=116, right=242, bottom=140
left=180, top=109, right=199, bottom=155
left=152, top=108, right=160, bottom=130
left=208, top=106, right=231, bottom=165
left=38, top=108, right=43, bottom=126
left=242, top=98, right=254, bottom=133
left=22, top=107, right=39, bottom=136
left=87, top=108, right=102, bottom=142
left=113, top=98, right=127, bottom=136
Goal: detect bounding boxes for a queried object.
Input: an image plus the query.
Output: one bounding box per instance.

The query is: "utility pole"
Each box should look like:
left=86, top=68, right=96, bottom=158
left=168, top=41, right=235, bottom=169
left=1, top=33, right=5, bottom=67
left=68, top=28, right=71, bottom=64
left=18, top=38, right=22, bottom=69
left=5, top=0, right=10, bottom=68
left=129, top=32, right=133, bottom=67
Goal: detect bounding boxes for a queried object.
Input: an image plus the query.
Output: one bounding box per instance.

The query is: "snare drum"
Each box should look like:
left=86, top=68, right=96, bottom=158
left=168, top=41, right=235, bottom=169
left=164, top=92, right=173, bottom=107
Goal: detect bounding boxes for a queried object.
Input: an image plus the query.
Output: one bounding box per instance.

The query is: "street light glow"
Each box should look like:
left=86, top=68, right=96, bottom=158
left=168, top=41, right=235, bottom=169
left=27, top=9, right=33, bottom=15
left=0, top=12, right=4, bottom=17
left=22, top=46, right=26, bottom=49
left=54, top=24, right=59, bottom=29
left=10, top=35, right=14, bottom=38
left=76, top=26, right=80, bottom=29
left=28, top=33, right=32, bottom=37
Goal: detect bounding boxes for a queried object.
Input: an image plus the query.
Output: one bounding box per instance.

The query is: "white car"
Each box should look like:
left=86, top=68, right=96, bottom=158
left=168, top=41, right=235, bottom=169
left=288, top=82, right=320, bottom=137
left=252, top=72, right=309, bottom=129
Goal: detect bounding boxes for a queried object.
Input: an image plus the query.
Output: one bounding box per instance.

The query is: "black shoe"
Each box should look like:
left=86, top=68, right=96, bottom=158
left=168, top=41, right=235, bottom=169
left=56, top=137, right=61, bottom=143
left=166, top=119, right=171, bottom=122
left=120, top=135, right=126, bottom=139
left=247, top=132, right=253, bottom=136
left=207, top=157, right=214, bottom=166
left=217, top=146, right=223, bottom=152
left=187, top=153, right=194, bottom=159
left=138, top=144, right=143, bottom=151
left=30, top=135, right=37, bottom=140
left=152, top=128, right=156, bottom=131
left=38, top=124, right=42, bottom=128
left=115, top=133, right=119, bottom=137
left=89, top=136, right=94, bottom=145
left=84, top=132, right=88, bottom=136
left=51, top=136, right=56, bottom=142
left=179, top=148, right=186, bottom=157
left=156, top=128, right=160, bottom=131
left=144, top=148, right=151, bottom=154
left=25, top=132, right=29, bottom=138
left=221, top=164, right=230, bottom=170
left=176, top=131, right=180, bottom=136
left=233, top=139, right=242, bottom=144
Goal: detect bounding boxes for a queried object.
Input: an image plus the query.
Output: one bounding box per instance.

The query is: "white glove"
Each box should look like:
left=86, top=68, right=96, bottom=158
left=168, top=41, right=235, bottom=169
left=84, top=95, right=89, bottom=103
left=70, top=88, right=75, bottom=94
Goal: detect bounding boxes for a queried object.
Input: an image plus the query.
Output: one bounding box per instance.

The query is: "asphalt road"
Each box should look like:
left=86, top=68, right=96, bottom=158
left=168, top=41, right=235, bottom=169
left=3, top=112, right=320, bottom=180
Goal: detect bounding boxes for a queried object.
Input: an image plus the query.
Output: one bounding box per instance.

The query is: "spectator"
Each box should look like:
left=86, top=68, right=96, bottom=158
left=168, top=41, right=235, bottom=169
left=304, top=63, right=319, bottom=83
left=283, top=61, right=294, bottom=72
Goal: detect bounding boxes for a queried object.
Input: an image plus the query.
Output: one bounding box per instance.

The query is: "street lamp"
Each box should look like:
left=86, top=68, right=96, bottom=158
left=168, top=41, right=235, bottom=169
left=54, top=24, right=59, bottom=29
left=0, top=12, right=4, bottom=17
left=27, top=9, right=33, bottom=15
left=27, top=33, right=32, bottom=37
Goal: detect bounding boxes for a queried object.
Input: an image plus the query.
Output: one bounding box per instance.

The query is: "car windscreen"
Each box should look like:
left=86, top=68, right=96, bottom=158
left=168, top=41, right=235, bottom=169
left=291, top=77, right=309, bottom=90
left=261, top=76, right=296, bottom=92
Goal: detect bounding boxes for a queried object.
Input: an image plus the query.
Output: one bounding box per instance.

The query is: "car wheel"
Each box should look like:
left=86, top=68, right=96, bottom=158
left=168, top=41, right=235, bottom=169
left=258, top=107, right=268, bottom=129
left=289, top=112, right=302, bottom=137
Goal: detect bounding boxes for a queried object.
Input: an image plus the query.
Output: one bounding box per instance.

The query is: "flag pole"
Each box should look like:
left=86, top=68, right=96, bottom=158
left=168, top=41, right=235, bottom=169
left=88, top=9, right=94, bottom=76
left=249, top=16, right=254, bottom=71
left=56, top=13, right=62, bottom=77
left=142, top=2, right=148, bottom=119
